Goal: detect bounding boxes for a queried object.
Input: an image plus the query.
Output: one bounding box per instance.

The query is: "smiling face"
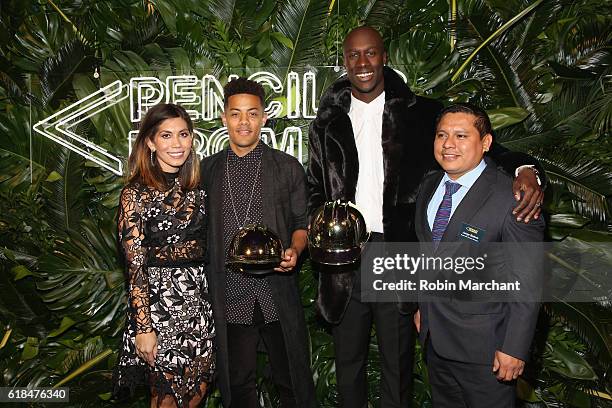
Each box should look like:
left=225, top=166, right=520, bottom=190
left=343, top=27, right=387, bottom=103
left=146, top=117, right=193, bottom=173
left=434, top=112, right=493, bottom=180
left=222, top=93, right=267, bottom=156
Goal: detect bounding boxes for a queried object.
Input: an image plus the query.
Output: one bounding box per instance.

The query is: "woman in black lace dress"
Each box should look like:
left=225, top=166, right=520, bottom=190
left=114, top=103, right=214, bottom=407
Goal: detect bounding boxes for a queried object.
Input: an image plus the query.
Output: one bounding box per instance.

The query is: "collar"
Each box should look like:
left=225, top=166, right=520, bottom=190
left=226, top=140, right=263, bottom=162
left=350, top=91, right=386, bottom=110
left=442, top=159, right=487, bottom=189
left=316, top=66, right=416, bottom=118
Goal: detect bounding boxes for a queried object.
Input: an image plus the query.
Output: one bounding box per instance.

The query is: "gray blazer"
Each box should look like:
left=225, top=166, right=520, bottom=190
left=201, top=143, right=316, bottom=407
left=415, top=160, right=545, bottom=364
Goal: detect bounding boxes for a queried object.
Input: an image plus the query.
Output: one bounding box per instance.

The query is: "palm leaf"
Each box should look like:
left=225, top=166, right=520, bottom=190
left=544, top=302, right=611, bottom=379
left=0, top=54, right=33, bottom=104
left=537, top=147, right=612, bottom=223
left=451, top=0, right=546, bottom=82
left=43, top=146, right=88, bottom=233
left=235, top=0, right=277, bottom=38
left=270, top=0, right=328, bottom=79
left=71, top=73, right=130, bottom=154
left=40, top=39, right=93, bottom=107
left=118, top=12, right=164, bottom=52
left=365, top=0, right=448, bottom=41
left=209, top=0, right=236, bottom=26
left=448, top=0, right=566, bottom=134
left=363, top=0, right=407, bottom=29
left=0, top=107, right=49, bottom=191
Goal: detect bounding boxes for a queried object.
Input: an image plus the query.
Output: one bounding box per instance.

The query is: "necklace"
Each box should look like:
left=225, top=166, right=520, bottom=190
left=226, top=150, right=261, bottom=227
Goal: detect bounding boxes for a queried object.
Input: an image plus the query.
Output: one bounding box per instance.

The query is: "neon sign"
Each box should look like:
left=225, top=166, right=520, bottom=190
left=34, top=71, right=321, bottom=176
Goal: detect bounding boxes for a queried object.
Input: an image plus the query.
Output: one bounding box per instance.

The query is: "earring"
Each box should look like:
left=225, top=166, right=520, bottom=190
left=150, top=150, right=155, bottom=165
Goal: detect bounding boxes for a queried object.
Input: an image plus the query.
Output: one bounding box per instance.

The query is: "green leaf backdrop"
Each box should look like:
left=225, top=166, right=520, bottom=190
left=0, top=0, right=610, bottom=407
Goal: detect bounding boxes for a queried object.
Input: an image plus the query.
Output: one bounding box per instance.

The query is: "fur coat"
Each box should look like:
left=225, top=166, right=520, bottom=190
left=306, top=67, right=542, bottom=324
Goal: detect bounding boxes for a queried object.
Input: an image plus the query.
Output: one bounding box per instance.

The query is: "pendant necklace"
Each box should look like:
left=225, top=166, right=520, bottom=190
left=226, top=151, right=261, bottom=227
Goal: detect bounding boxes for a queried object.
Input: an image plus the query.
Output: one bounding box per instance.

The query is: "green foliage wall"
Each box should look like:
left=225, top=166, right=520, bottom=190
left=0, top=0, right=610, bottom=407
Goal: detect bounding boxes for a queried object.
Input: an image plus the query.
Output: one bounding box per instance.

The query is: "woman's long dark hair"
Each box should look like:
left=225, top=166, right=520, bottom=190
left=127, top=103, right=199, bottom=190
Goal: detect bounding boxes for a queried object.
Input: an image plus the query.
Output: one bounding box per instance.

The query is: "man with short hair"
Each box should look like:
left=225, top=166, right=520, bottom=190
left=414, top=103, right=544, bottom=407
left=202, top=77, right=315, bottom=408
left=307, top=26, right=544, bottom=407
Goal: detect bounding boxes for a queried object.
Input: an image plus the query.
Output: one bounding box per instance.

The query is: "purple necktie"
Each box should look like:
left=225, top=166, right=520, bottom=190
left=432, top=181, right=461, bottom=246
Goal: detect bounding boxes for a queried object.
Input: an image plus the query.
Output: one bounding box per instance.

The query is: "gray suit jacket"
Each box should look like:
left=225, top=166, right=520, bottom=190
left=415, top=160, right=545, bottom=364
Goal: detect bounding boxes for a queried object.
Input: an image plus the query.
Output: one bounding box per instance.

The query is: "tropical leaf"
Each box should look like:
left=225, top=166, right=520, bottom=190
left=544, top=302, right=612, bottom=372
left=42, top=146, right=89, bottom=233
left=363, top=0, right=407, bottom=30
left=0, top=263, right=53, bottom=338
left=488, top=106, right=529, bottom=130
left=40, top=39, right=94, bottom=108
left=365, top=0, right=448, bottom=40
left=209, top=0, right=236, bottom=25
left=538, top=147, right=612, bottom=223
left=0, top=107, right=50, bottom=193
left=37, top=218, right=126, bottom=337
left=0, top=1, right=610, bottom=407
left=388, top=30, right=458, bottom=93
left=271, top=0, right=329, bottom=78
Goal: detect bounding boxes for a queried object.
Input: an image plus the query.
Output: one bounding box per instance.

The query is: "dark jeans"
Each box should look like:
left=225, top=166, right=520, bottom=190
left=227, top=303, right=296, bottom=408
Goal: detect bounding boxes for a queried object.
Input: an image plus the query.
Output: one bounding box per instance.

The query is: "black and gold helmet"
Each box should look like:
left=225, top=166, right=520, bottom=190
left=308, top=200, right=370, bottom=266
left=227, top=224, right=284, bottom=269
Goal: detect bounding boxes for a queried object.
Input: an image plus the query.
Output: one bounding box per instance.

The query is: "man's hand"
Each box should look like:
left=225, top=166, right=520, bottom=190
left=512, top=168, right=543, bottom=223
left=493, top=350, right=525, bottom=381
left=414, top=309, right=421, bottom=333
left=135, top=331, right=157, bottom=366
left=274, top=247, right=298, bottom=273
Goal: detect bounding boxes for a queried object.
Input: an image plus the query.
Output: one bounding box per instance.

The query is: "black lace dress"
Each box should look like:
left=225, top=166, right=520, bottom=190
left=114, top=174, right=215, bottom=406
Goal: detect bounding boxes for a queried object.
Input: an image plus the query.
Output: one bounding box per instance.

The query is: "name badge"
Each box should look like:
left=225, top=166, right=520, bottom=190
left=458, top=223, right=485, bottom=243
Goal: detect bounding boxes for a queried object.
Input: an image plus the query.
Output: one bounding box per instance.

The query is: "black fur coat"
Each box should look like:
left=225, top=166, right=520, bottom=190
left=306, top=67, right=542, bottom=324
left=307, top=67, right=442, bottom=323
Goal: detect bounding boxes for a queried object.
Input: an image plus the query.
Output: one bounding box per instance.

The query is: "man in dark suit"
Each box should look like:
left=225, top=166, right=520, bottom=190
left=414, top=103, right=545, bottom=407
left=201, top=78, right=315, bottom=407
left=307, top=26, right=545, bottom=407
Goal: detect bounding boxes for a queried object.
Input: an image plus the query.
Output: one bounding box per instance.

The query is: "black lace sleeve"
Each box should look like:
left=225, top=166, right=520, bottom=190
left=118, top=185, right=154, bottom=335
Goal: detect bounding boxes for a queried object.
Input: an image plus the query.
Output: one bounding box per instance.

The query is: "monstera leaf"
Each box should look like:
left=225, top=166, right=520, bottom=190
left=37, top=218, right=125, bottom=337
left=388, top=30, right=458, bottom=93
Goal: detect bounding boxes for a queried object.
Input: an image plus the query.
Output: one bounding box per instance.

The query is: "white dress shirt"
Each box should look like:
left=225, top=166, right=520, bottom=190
left=427, top=159, right=487, bottom=230
left=349, top=92, right=386, bottom=233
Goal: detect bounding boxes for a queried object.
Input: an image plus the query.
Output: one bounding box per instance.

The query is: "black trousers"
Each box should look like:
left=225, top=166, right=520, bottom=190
left=227, top=303, right=296, bottom=408
left=426, top=341, right=516, bottom=408
left=332, top=233, right=415, bottom=408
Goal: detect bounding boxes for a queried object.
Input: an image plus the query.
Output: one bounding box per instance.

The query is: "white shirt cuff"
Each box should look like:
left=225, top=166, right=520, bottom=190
left=515, top=165, right=541, bottom=186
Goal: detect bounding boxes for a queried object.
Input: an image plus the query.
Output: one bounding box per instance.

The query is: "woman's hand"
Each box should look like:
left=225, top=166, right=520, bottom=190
left=135, top=331, right=157, bottom=366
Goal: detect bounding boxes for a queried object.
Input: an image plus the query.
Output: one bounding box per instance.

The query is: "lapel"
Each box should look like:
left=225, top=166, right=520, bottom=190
left=381, top=68, right=417, bottom=207
left=260, top=143, right=276, bottom=229
left=326, top=88, right=359, bottom=201
left=209, top=150, right=226, bottom=274
left=416, top=171, right=444, bottom=242
left=441, top=162, right=497, bottom=243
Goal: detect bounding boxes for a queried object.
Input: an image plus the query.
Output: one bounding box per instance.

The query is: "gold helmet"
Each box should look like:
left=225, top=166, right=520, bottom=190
left=227, top=224, right=284, bottom=269
left=308, top=200, right=370, bottom=266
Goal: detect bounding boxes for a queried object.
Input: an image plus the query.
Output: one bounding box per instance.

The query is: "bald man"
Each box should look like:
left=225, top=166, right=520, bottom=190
left=307, top=26, right=544, bottom=407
